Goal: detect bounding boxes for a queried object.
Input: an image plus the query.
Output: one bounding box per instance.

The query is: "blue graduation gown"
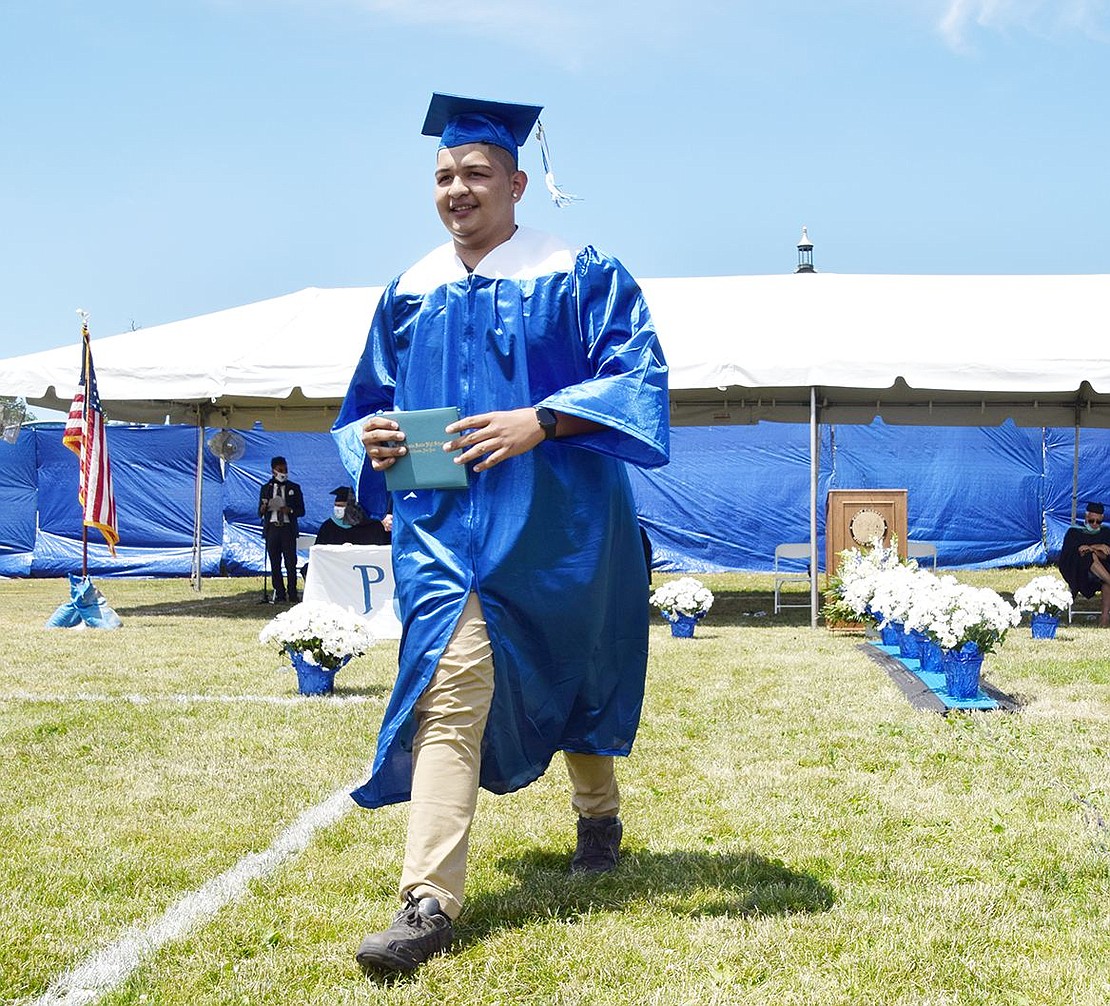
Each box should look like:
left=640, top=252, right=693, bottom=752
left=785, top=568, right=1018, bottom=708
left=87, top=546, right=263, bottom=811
left=333, top=227, right=669, bottom=809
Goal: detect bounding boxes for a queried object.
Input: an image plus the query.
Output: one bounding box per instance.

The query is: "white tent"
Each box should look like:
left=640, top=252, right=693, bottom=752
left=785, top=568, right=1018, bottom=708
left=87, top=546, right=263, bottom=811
left=6, top=274, right=1110, bottom=430
left=653, top=272, right=1110, bottom=428
left=0, top=287, right=381, bottom=430
left=6, top=274, right=1110, bottom=619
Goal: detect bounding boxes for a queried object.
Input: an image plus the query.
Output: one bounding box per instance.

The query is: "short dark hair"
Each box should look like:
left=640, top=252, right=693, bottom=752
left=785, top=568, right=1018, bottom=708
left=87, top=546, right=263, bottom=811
left=485, top=142, right=520, bottom=179
left=270, top=456, right=287, bottom=468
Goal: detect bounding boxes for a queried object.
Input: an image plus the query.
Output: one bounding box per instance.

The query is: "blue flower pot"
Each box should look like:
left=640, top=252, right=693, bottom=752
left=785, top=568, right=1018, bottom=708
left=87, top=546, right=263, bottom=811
left=666, top=612, right=701, bottom=638
left=920, top=639, right=944, bottom=673
left=289, top=650, right=345, bottom=695
left=898, top=627, right=922, bottom=660
left=879, top=621, right=900, bottom=647
left=889, top=621, right=906, bottom=649
left=943, top=643, right=984, bottom=700
left=1030, top=613, right=1059, bottom=639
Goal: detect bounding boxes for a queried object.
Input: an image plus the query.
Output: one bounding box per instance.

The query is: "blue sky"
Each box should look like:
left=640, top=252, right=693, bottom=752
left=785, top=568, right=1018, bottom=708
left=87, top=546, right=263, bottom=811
left=2, top=0, right=1109, bottom=363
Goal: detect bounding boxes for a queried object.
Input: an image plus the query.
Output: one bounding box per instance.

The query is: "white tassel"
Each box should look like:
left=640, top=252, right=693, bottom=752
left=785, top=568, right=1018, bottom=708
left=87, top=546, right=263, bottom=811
left=536, top=121, right=581, bottom=208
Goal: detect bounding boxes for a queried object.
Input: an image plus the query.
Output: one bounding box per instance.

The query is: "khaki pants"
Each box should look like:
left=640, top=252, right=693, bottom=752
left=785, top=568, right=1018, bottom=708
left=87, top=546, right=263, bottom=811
left=400, top=592, right=620, bottom=920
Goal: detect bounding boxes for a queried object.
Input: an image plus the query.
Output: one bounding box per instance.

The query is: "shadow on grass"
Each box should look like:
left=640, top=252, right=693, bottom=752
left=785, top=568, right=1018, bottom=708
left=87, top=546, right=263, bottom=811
left=113, top=588, right=286, bottom=621
left=460, top=846, right=835, bottom=944
left=115, top=585, right=822, bottom=628
left=331, top=683, right=393, bottom=700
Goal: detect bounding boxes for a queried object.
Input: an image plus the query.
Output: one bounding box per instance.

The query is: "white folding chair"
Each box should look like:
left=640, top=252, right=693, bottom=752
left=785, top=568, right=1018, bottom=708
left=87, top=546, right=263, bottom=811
left=907, top=540, right=938, bottom=570
left=773, top=543, right=812, bottom=614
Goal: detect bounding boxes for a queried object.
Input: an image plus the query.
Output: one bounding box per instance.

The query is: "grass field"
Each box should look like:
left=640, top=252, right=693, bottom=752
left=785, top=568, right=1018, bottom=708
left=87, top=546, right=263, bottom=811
left=2, top=571, right=1109, bottom=1005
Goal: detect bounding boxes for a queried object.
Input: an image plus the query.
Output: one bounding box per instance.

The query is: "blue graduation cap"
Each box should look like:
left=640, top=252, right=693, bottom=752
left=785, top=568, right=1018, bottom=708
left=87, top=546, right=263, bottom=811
left=421, top=91, right=580, bottom=207
left=422, top=93, right=542, bottom=163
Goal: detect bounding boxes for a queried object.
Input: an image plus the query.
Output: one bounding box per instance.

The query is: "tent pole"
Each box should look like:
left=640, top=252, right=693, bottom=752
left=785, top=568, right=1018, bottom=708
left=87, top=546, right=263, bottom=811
left=1072, top=412, right=1080, bottom=527
left=810, top=386, right=819, bottom=629
left=190, top=412, right=204, bottom=593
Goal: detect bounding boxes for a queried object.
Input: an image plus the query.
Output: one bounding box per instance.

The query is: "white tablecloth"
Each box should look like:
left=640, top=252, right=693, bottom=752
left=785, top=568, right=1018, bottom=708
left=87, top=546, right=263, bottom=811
left=301, top=544, right=402, bottom=639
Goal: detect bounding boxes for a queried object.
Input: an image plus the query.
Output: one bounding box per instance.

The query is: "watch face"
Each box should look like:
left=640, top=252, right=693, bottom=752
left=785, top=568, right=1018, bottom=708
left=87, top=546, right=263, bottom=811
left=849, top=508, right=888, bottom=546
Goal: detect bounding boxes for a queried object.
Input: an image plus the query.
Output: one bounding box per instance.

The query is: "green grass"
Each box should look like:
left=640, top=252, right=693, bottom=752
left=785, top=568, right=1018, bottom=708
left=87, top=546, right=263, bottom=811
left=2, top=573, right=1110, bottom=1004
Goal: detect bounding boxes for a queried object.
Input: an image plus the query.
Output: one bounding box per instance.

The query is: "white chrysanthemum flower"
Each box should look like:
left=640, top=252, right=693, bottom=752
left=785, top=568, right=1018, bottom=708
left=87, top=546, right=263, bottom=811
left=259, top=601, right=376, bottom=669
left=1013, top=575, right=1072, bottom=615
left=649, top=577, right=714, bottom=617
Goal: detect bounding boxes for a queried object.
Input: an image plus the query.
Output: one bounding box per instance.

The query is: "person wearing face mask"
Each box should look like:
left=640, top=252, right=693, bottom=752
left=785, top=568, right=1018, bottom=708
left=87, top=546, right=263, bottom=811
left=1058, top=501, right=1110, bottom=626
left=315, top=486, right=392, bottom=546
left=258, top=456, right=305, bottom=603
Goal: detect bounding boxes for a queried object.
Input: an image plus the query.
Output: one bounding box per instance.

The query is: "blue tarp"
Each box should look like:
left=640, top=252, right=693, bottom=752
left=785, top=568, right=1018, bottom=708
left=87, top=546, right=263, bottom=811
left=31, top=426, right=225, bottom=577
left=0, top=427, right=37, bottom=576
left=4, top=419, right=1110, bottom=576
left=630, top=420, right=1110, bottom=572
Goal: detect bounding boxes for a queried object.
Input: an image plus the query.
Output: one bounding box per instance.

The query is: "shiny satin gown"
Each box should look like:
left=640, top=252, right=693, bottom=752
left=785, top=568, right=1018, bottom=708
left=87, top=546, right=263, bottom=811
left=333, top=227, right=669, bottom=809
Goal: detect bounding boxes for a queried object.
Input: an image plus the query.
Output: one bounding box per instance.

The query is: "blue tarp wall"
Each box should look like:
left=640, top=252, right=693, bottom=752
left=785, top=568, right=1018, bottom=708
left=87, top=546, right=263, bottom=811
left=2, top=420, right=1110, bottom=577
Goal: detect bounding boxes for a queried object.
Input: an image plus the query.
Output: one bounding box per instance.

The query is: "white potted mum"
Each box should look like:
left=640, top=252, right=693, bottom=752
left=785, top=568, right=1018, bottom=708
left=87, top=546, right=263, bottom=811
left=259, top=601, right=376, bottom=695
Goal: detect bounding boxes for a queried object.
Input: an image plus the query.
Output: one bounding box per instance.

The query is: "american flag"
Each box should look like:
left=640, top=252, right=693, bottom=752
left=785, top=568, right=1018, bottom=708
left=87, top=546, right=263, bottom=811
left=63, top=318, right=118, bottom=554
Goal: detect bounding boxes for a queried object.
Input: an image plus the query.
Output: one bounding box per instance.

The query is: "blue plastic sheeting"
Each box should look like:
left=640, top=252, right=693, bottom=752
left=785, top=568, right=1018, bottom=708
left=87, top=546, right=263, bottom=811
left=1043, top=426, right=1110, bottom=558
left=219, top=429, right=369, bottom=575
left=630, top=423, right=832, bottom=572
left=631, top=419, right=1110, bottom=572
left=28, top=426, right=226, bottom=577
left=0, top=429, right=37, bottom=576
left=0, top=423, right=365, bottom=577
left=832, top=423, right=1046, bottom=568
left=4, top=418, right=1110, bottom=577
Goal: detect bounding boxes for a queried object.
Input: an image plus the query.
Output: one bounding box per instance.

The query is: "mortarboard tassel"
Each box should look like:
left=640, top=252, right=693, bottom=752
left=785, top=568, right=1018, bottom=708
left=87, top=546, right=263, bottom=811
left=535, top=121, right=581, bottom=208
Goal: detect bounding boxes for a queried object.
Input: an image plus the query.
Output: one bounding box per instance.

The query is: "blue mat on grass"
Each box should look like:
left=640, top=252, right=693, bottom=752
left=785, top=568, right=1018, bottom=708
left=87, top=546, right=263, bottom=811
left=865, top=641, right=1001, bottom=712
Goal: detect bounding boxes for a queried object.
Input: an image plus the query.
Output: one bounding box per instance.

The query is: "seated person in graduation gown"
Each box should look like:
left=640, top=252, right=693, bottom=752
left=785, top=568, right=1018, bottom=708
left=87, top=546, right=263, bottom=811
left=314, top=485, right=392, bottom=546
left=1058, top=500, right=1110, bottom=626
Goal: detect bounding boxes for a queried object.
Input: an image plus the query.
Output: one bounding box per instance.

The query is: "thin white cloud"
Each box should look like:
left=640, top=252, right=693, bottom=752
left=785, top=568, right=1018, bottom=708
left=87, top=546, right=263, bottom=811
left=937, top=0, right=1110, bottom=49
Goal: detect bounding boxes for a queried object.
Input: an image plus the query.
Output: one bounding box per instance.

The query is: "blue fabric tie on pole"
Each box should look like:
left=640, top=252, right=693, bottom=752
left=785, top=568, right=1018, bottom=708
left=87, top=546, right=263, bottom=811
left=45, top=573, right=122, bottom=629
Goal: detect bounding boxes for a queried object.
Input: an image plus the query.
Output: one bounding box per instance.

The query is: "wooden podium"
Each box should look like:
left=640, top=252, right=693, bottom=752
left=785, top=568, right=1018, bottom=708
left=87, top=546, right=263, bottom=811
left=826, top=490, right=908, bottom=579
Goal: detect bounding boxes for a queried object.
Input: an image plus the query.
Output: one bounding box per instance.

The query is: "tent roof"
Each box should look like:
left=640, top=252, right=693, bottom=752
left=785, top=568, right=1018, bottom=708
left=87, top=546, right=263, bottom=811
left=2, top=287, right=381, bottom=429
left=5, top=274, right=1110, bottom=430
left=649, top=272, right=1110, bottom=426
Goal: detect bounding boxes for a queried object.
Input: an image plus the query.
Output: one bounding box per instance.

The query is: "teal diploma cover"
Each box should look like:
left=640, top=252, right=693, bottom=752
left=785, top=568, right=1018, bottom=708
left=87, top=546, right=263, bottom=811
left=381, top=407, right=469, bottom=491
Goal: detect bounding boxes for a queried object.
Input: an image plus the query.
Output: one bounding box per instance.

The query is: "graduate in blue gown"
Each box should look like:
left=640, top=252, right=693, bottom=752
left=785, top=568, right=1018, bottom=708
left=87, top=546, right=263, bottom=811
left=333, top=92, right=668, bottom=976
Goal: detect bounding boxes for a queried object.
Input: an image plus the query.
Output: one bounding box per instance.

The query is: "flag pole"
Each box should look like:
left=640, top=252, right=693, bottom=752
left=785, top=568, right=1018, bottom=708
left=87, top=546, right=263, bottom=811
left=53, top=309, right=123, bottom=631
left=78, top=309, right=91, bottom=579
left=64, top=308, right=119, bottom=567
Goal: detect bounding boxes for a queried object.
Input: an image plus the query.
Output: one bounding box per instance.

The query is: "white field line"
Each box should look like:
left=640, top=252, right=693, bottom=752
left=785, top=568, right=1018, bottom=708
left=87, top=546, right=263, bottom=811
left=23, top=784, right=359, bottom=1006
left=0, top=691, right=380, bottom=706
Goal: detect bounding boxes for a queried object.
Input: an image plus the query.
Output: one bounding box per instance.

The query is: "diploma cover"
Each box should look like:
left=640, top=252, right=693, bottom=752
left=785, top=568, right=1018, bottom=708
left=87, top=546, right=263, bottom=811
left=382, top=407, right=469, bottom=491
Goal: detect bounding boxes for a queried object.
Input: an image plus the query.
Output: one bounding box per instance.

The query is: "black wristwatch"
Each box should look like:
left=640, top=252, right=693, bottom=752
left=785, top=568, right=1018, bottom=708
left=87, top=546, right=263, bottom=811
left=534, top=406, right=558, bottom=440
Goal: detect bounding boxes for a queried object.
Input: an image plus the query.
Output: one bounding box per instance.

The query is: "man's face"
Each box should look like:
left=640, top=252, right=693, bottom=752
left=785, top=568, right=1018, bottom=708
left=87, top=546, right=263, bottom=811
left=272, top=464, right=287, bottom=480
left=434, top=143, right=524, bottom=254
left=1086, top=510, right=1104, bottom=530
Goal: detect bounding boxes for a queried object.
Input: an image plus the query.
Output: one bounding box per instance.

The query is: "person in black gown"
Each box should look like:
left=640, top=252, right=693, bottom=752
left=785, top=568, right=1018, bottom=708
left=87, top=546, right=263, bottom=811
left=314, top=486, right=391, bottom=546
left=1058, top=501, right=1110, bottom=626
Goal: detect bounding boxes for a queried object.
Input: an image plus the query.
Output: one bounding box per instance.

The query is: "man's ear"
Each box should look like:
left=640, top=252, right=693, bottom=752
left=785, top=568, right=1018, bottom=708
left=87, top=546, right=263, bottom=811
left=512, top=170, right=528, bottom=202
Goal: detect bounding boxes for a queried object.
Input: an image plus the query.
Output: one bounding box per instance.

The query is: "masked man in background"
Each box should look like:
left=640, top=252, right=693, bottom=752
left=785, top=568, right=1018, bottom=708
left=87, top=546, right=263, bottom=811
left=257, top=455, right=304, bottom=603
